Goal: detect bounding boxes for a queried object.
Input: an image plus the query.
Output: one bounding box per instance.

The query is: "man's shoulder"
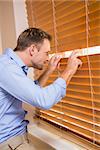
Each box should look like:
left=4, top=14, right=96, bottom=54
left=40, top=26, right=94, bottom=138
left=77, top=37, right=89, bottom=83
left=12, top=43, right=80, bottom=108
left=0, top=54, right=8, bottom=69
left=0, top=54, right=20, bottom=75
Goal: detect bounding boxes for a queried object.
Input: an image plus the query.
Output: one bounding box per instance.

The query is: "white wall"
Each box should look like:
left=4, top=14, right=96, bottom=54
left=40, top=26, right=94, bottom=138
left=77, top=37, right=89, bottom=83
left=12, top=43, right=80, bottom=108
left=0, top=0, right=16, bottom=51
left=0, top=0, right=28, bottom=52
left=13, top=0, right=28, bottom=38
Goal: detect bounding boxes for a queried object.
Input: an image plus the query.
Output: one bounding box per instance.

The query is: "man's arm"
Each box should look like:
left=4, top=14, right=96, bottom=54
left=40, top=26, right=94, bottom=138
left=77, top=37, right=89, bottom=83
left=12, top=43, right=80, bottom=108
left=0, top=64, right=66, bottom=110
left=60, top=51, right=82, bottom=84
left=0, top=51, right=82, bottom=110
left=37, top=55, right=61, bottom=87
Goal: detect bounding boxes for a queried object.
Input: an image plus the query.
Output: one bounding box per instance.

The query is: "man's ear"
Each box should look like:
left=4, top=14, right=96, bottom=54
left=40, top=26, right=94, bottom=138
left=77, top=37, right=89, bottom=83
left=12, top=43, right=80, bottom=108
left=29, top=44, right=37, bottom=56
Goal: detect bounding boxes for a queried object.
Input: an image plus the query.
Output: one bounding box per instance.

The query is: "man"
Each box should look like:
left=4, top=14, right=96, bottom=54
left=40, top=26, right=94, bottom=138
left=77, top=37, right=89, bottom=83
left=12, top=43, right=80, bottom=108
left=0, top=28, right=82, bottom=149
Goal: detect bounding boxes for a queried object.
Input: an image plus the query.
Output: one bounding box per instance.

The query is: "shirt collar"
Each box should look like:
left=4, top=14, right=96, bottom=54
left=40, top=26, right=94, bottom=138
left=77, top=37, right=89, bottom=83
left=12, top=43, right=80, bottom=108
left=4, top=48, right=29, bottom=73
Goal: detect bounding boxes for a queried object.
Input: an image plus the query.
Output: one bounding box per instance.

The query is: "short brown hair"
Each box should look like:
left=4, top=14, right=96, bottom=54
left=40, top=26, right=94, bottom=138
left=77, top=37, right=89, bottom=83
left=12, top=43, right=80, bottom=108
left=14, top=28, right=52, bottom=51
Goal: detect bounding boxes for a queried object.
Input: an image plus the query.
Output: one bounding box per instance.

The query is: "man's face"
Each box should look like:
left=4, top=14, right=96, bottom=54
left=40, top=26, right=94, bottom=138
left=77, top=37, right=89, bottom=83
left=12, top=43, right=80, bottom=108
left=31, top=39, right=50, bottom=70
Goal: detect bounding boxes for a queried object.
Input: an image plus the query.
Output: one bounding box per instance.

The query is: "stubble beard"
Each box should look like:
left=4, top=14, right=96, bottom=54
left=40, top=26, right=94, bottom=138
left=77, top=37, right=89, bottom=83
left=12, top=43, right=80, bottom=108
left=32, top=62, right=43, bottom=70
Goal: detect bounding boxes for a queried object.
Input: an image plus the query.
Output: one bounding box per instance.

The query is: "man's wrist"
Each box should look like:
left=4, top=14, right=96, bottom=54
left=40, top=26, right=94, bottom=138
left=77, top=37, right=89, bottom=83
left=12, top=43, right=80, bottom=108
left=45, top=69, right=53, bottom=75
left=60, top=70, right=73, bottom=83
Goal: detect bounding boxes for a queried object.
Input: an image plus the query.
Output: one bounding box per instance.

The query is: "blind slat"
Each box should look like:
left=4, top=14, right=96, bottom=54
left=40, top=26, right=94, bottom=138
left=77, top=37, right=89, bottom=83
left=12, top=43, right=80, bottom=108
left=54, top=104, right=100, bottom=119
left=40, top=114, right=100, bottom=142
left=42, top=109, right=100, bottom=128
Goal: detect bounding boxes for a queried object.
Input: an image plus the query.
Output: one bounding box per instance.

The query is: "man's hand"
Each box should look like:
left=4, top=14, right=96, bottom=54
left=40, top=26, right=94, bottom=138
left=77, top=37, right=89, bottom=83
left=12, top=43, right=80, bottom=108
left=37, top=55, right=61, bottom=87
left=60, top=51, right=82, bottom=84
left=66, top=51, right=82, bottom=75
left=47, top=55, right=61, bottom=74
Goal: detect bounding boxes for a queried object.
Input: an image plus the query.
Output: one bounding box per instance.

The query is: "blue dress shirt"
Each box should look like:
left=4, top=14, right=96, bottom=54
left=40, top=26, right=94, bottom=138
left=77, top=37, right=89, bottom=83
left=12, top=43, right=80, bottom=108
left=0, top=48, right=66, bottom=143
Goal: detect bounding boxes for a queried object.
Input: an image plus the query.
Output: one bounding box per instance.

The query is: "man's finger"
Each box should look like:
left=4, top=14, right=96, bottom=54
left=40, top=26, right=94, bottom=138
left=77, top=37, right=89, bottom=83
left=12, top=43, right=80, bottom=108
left=77, top=59, right=82, bottom=69
left=50, top=55, right=56, bottom=63
left=49, top=55, right=61, bottom=66
left=57, top=62, right=60, bottom=70
left=54, top=55, right=62, bottom=64
left=70, top=50, right=80, bottom=58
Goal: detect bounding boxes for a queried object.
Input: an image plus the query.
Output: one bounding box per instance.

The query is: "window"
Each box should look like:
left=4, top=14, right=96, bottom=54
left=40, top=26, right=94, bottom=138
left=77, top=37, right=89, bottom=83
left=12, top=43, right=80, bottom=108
left=26, top=0, right=100, bottom=148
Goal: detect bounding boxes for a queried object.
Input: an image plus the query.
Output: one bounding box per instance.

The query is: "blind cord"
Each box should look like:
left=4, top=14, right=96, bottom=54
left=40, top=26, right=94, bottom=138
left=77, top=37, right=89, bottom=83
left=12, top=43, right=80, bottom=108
left=85, top=0, right=96, bottom=145
left=52, top=0, right=64, bottom=136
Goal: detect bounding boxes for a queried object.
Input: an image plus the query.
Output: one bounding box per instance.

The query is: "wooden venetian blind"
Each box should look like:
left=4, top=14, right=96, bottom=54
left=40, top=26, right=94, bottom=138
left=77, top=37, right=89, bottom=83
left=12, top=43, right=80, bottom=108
left=26, top=0, right=100, bottom=147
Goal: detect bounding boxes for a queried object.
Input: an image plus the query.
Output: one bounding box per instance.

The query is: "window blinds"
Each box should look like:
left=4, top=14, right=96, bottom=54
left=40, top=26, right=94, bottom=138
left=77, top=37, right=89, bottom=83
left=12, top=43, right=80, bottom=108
left=26, top=0, right=100, bottom=147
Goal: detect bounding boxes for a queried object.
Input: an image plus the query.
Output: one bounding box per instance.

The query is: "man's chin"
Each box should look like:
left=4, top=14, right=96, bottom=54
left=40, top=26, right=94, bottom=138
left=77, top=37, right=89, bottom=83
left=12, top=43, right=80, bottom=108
left=32, top=63, right=44, bottom=70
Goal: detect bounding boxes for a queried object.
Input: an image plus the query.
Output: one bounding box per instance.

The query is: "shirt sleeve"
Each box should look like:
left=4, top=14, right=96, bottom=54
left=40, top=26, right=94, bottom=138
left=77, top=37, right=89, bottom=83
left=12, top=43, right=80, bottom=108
left=0, top=65, right=66, bottom=110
